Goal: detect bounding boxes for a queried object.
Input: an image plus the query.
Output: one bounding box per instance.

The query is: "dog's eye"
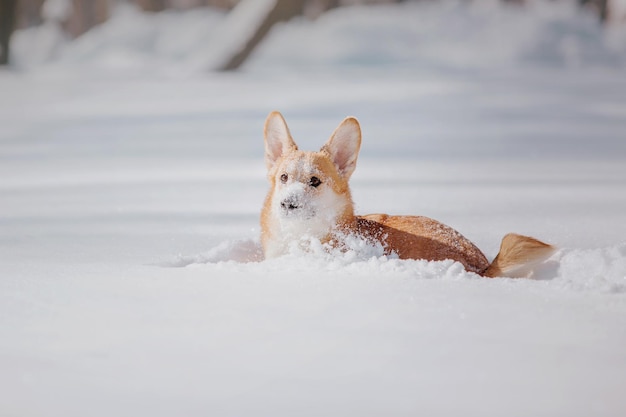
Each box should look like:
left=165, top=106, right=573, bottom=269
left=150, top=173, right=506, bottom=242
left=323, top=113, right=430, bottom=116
left=309, top=176, right=321, bottom=188
left=280, top=174, right=288, bottom=183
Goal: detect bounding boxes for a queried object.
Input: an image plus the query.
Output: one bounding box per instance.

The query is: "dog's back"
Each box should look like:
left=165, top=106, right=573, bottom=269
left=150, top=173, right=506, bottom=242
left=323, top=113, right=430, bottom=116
left=356, top=214, right=490, bottom=274
left=356, top=215, right=554, bottom=277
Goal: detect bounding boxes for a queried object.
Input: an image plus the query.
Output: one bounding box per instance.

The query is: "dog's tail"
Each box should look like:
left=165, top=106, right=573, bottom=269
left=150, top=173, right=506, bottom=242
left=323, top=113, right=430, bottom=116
left=483, top=233, right=555, bottom=278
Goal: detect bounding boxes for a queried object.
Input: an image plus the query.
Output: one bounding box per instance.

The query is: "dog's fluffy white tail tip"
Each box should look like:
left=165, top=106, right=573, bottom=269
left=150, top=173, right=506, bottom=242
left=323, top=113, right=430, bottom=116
left=483, top=233, right=555, bottom=278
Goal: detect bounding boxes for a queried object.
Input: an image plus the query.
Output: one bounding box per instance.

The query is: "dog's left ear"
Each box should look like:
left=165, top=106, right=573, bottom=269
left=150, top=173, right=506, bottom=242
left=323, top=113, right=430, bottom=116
left=321, top=117, right=362, bottom=180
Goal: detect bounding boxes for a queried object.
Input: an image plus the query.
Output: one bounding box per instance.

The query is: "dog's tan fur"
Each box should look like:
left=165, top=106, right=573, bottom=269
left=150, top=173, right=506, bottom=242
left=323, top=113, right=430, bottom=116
left=260, top=111, right=554, bottom=277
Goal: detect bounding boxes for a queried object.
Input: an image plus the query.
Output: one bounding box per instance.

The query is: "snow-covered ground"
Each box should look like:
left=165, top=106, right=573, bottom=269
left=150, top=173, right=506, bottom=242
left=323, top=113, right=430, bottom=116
left=1, top=1, right=626, bottom=416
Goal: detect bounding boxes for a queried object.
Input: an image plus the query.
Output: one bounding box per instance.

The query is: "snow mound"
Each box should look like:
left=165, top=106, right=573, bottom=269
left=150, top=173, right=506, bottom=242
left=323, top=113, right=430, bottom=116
left=169, top=239, right=626, bottom=294
left=167, top=233, right=393, bottom=268
left=166, top=238, right=264, bottom=266
left=554, top=245, right=626, bottom=293
left=251, top=0, right=626, bottom=71
left=11, top=3, right=225, bottom=73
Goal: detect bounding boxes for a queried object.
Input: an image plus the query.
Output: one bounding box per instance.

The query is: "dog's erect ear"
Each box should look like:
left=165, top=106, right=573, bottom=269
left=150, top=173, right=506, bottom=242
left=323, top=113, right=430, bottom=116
left=321, top=117, right=362, bottom=180
left=264, top=111, right=298, bottom=171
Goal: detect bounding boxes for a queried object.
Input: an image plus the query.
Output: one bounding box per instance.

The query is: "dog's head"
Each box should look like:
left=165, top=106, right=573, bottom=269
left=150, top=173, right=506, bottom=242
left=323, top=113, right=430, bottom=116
left=263, top=111, right=361, bottom=232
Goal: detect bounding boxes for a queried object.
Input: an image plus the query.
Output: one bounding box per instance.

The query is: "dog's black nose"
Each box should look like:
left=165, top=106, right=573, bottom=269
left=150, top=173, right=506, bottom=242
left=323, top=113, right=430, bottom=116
left=281, top=197, right=300, bottom=211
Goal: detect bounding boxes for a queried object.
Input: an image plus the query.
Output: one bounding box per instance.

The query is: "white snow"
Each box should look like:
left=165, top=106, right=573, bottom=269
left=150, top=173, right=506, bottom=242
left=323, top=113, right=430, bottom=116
left=1, top=1, right=626, bottom=416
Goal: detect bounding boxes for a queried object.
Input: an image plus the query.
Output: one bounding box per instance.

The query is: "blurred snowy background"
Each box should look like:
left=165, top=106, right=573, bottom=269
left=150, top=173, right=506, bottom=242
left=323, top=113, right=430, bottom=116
left=1, top=1, right=626, bottom=416
left=3, top=0, right=626, bottom=71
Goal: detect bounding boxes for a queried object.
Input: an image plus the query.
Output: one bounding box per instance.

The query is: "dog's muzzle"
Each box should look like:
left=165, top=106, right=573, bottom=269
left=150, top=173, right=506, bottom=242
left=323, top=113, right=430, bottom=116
left=279, top=194, right=316, bottom=219
left=280, top=196, right=301, bottom=212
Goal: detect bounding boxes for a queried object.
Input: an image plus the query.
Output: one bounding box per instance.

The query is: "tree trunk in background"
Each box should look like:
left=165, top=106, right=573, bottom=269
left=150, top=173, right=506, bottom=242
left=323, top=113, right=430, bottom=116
left=305, top=0, right=340, bottom=18
left=65, top=0, right=110, bottom=38
left=17, top=0, right=45, bottom=28
left=218, top=0, right=306, bottom=71
left=599, top=0, right=609, bottom=22
left=580, top=0, right=609, bottom=23
left=313, top=0, right=340, bottom=11
left=202, top=0, right=238, bottom=9
left=137, top=0, right=168, bottom=12
left=0, top=0, right=17, bottom=65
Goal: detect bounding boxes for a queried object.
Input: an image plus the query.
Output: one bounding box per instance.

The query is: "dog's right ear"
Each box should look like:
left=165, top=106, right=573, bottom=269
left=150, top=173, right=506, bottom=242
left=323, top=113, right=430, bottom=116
left=264, top=111, right=298, bottom=171
left=321, top=116, right=361, bottom=181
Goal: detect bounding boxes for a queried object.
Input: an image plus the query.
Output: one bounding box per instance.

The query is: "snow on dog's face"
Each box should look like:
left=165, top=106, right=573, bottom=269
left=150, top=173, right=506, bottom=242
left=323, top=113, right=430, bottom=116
left=270, top=151, right=348, bottom=235
left=262, top=112, right=361, bottom=255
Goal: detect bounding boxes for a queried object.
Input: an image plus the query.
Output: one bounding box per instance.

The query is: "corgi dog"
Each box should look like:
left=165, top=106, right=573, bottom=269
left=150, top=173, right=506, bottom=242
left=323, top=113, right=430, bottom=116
left=260, top=111, right=554, bottom=277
